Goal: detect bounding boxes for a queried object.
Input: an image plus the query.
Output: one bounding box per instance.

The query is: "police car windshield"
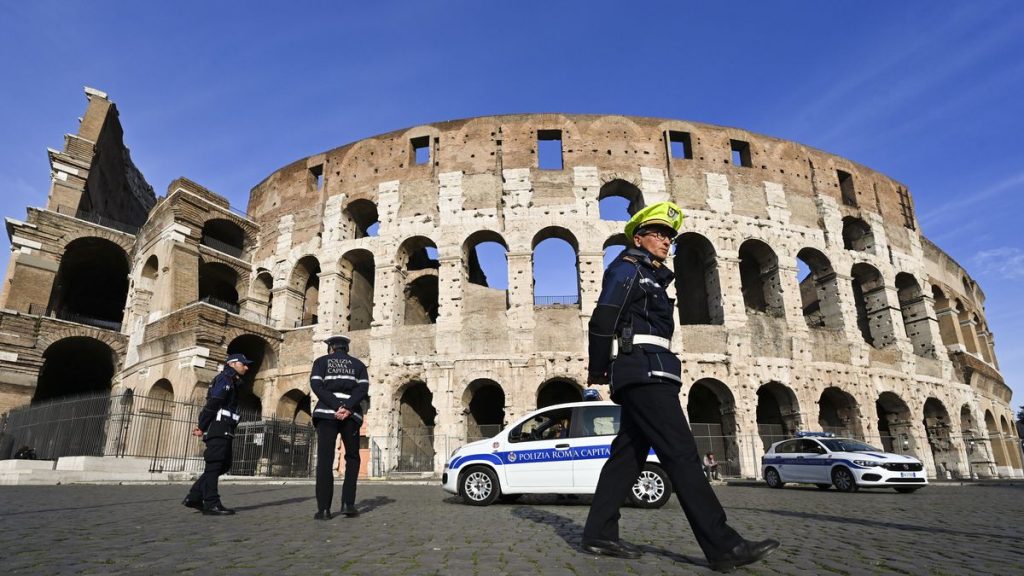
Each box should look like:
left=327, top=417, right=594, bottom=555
left=820, top=439, right=881, bottom=453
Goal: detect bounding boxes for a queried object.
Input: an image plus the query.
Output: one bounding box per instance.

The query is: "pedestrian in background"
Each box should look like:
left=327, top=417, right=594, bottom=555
left=183, top=353, right=252, bottom=516
left=581, top=202, right=779, bottom=572
left=310, top=335, right=370, bottom=520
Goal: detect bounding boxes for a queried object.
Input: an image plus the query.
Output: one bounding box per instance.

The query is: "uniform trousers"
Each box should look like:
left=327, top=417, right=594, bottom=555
left=583, top=382, right=743, bottom=560
left=187, top=436, right=232, bottom=504
left=315, top=417, right=362, bottom=511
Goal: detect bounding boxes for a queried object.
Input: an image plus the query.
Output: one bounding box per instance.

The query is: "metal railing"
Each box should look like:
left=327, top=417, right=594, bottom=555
left=54, top=205, right=140, bottom=235
left=534, top=295, right=580, bottom=306
left=52, top=308, right=123, bottom=331
left=198, top=295, right=241, bottom=315
left=200, top=236, right=245, bottom=259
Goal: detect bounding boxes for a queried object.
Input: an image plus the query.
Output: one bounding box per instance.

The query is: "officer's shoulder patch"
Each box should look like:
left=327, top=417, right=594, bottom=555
left=622, top=255, right=638, bottom=263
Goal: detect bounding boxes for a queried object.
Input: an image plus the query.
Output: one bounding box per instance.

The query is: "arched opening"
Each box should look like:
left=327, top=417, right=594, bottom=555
left=842, top=217, right=875, bottom=253
left=532, top=227, right=580, bottom=307
left=398, top=237, right=440, bottom=325
left=738, top=239, right=784, bottom=316
left=597, top=179, right=644, bottom=220
left=851, top=263, right=894, bottom=348
left=343, top=198, right=380, bottom=238
left=756, top=382, right=801, bottom=450
left=931, top=286, right=961, bottom=350
left=463, top=379, right=506, bottom=440
left=999, top=415, right=1022, bottom=472
left=674, top=233, right=723, bottom=325
left=796, top=248, right=843, bottom=330
left=340, top=249, right=375, bottom=331
left=895, top=273, right=935, bottom=358
left=984, top=410, right=1007, bottom=474
left=252, top=270, right=274, bottom=324
left=687, top=379, right=738, bottom=476
left=200, top=218, right=246, bottom=258
left=397, top=381, right=437, bottom=472
left=198, top=261, right=240, bottom=313
left=923, top=398, right=956, bottom=478
left=276, top=389, right=312, bottom=424
left=956, top=300, right=980, bottom=354
left=33, top=337, right=116, bottom=403
left=603, top=234, right=628, bottom=269
left=136, top=379, right=175, bottom=458
left=289, top=256, right=321, bottom=327
left=875, top=392, right=914, bottom=454
left=817, top=387, right=863, bottom=437
left=537, top=378, right=582, bottom=408
left=48, top=237, right=129, bottom=330
left=463, top=231, right=509, bottom=290
left=226, top=335, right=274, bottom=419
left=140, top=255, right=159, bottom=289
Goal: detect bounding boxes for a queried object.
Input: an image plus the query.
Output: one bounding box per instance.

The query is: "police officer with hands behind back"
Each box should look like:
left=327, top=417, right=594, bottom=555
left=311, top=334, right=369, bottom=520
left=183, top=353, right=252, bottom=516
left=581, top=202, right=780, bottom=573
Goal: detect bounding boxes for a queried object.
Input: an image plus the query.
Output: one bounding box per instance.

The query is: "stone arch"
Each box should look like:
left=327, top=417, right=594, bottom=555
left=817, top=386, right=864, bottom=437
left=33, top=336, right=117, bottom=403
left=984, top=410, right=1008, bottom=473
left=340, top=249, right=376, bottom=331
left=397, top=236, right=439, bottom=325
left=895, top=273, right=936, bottom=358
left=251, top=269, right=274, bottom=323
left=47, top=236, right=130, bottom=330
left=198, top=260, right=240, bottom=313
left=200, top=218, right=246, bottom=258
left=226, top=335, right=273, bottom=418
left=276, top=388, right=312, bottom=424
left=462, top=230, right=509, bottom=288
left=756, top=381, right=801, bottom=449
left=842, top=216, right=875, bottom=253
left=602, top=234, right=628, bottom=268
left=288, top=255, right=321, bottom=327
left=738, top=239, right=784, bottom=316
left=931, top=285, right=961, bottom=349
left=875, top=391, right=914, bottom=453
left=532, top=227, right=580, bottom=307
left=396, top=380, right=437, bottom=472
left=461, top=378, right=506, bottom=440
left=674, top=232, right=723, bottom=325
left=687, top=378, right=739, bottom=474
left=597, top=179, right=645, bottom=220
left=923, top=397, right=957, bottom=477
left=851, top=263, right=895, bottom=348
left=796, top=248, right=844, bottom=330
left=140, top=254, right=159, bottom=290
left=343, top=198, right=380, bottom=238
left=537, top=377, right=582, bottom=408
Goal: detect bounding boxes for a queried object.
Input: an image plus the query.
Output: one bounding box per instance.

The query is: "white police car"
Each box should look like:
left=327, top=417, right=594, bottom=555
left=442, top=400, right=672, bottom=508
left=761, top=433, right=928, bottom=493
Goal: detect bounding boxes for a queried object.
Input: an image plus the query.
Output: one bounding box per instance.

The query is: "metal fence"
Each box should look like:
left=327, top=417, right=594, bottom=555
left=0, top=391, right=314, bottom=477
left=534, top=295, right=580, bottom=306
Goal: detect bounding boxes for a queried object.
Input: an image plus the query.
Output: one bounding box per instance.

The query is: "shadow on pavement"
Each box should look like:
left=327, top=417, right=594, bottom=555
left=356, top=495, right=395, bottom=514
left=511, top=505, right=705, bottom=569
left=232, top=495, right=314, bottom=511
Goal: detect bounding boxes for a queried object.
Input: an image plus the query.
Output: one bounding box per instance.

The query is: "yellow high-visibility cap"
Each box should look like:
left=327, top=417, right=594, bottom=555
left=624, top=201, right=685, bottom=239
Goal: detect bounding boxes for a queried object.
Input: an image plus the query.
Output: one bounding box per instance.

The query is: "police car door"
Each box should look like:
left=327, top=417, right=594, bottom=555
left=786, top=440, right=819, bottom=483
left=572, top=404, right=619, bottom=489
left=503, top=407, right=575, bottom=489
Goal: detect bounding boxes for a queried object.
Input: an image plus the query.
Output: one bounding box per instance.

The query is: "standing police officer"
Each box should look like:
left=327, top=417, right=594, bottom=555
left=310, top=334, right=369, bottom=520
left=183, top=352, right=252, bottom=516
left=581, top=202, right=779, bottom=572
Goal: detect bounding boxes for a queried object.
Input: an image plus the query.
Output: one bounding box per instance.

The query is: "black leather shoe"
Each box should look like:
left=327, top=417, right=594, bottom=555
left=182, top=497, right=202, bottom=511
left=340, top=503, right=359, bottom=517
left=581, top=538, right=642, bottom=559
left=710, top=538, right=780, bottom=573
left=313, top=509, right=332, bottom=520
left=201, top=503, right=236, bottom=516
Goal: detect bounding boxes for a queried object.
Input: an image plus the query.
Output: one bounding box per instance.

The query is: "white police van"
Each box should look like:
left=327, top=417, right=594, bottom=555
left=761, top=432, right=928, bottom=493
left=442, top=400, right=671, bottom=507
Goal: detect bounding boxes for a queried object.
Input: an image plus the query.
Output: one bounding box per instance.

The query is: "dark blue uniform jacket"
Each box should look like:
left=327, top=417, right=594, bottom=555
left=588, top=247, right=681, bottom=401
left=310, top=351, right=370, bottom=423
left=197, top=366, right=241, bottom=439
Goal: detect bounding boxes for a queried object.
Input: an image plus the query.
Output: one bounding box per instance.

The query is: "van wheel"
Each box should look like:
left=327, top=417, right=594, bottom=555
left=831, top=467, right=858, bottom=492
left=628, top=464, right=672, bottom=508
left=764, top=467, right=785, bottom=489
left=459, top=466, right=500, bottom=506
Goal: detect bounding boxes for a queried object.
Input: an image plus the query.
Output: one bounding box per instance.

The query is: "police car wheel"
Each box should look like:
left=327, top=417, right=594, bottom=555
left=764, top=467, right=784, bottom=489
left=831, top=467, right=858, bottom=492
left=628, top=464, right=672, bottom=508
left=459, top=466, right=500, bottom=506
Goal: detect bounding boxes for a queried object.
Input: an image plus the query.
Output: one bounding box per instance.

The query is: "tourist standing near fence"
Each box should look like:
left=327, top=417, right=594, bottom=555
left=183, top=353, right=251, bottom=516
left=310, top=334, right=370, bottom=520
left=581, top=202, right=779, bottom=572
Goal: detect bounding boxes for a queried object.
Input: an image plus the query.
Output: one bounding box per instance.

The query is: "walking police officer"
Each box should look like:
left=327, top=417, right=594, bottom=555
left=581, top=202, right=779, bottom=572
left=310, top=334, right=369, bottom=520
left=183, top=352, right=252, bottom=515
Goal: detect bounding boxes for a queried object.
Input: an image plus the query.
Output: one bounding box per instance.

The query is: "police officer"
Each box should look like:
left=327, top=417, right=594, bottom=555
left=310, top=334, right=369, bottom=520
left=183, top=352, right=252, bottom=516
left=581, top=202, right=779, bottom=572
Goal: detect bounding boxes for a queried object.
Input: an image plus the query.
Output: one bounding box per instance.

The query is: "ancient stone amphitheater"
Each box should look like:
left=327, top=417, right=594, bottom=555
left=1, top=88, right=1019, bottom=479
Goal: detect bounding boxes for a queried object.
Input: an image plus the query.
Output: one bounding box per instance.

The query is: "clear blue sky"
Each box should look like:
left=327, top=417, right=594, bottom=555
left=1, top=1, right=1022, bottom=409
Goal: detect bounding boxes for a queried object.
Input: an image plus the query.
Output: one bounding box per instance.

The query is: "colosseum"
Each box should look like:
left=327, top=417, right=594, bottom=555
left=0, top=87, right=1020, bottom=480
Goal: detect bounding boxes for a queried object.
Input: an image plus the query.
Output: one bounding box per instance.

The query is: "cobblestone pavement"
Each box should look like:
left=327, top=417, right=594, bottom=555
left=0, top=482, right=1022, bottom=575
